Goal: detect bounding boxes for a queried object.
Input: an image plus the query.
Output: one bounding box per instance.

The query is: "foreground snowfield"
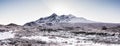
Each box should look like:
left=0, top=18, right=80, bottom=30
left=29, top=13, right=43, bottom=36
left=20, top=31, right=120, bottom=46
left=21, top=35, right=120, bottom=46
left=0, top=31, right=120, bottom=46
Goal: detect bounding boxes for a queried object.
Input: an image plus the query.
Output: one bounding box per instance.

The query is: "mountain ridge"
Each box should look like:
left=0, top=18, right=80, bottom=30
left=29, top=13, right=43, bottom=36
left=24, top=13, right=97, bottom=26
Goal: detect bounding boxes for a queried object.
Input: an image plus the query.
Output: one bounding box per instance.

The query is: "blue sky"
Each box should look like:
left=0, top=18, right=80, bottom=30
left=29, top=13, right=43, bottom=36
left=0, top=0, right=120, bottom=25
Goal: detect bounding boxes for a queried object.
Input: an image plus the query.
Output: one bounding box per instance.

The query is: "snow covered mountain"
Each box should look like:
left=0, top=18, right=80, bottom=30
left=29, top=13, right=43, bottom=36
left=24, top=13, right=96, bottom=26
left=36, top=13, right=96, bottom=23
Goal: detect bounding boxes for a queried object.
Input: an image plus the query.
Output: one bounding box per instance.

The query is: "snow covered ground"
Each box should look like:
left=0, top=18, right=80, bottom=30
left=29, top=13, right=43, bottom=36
left=0, top=31, right=15, bottom=40
left=21, top=35, right=120, bottom=46
left=0, top=31, right=120, bottom=46
left=21, top=31, right=120, bottom=46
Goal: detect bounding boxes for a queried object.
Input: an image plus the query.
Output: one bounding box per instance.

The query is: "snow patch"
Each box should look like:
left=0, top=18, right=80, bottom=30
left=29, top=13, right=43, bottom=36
left=0, top=31, right=15, bottom=40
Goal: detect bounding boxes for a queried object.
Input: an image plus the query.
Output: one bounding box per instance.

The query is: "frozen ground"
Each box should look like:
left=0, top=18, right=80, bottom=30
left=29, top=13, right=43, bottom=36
left=0, top=31, right=15, bottom=40
left=20, top=31, right=120, bottom=46
left=21, top=35, right=120, bottom=46
left=0, top=31, right=120, bottom=46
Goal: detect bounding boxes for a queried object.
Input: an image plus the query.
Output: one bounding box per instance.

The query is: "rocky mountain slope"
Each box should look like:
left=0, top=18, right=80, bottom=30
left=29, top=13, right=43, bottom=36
left=23, top=13, right=120, bottom=33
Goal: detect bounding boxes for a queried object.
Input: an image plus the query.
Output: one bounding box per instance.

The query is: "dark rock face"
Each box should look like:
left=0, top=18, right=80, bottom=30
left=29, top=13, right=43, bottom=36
left=46, top=23, right=53, bottom=26
left=24, top=22, right=38, bottom=26
left=47, top=13, right=58, bottom=19
left=72, top=31, right=114, bottom=36
left=102, top=26, right=108, bottom=30
left=0, top=29, right=6, bottom=32
left=6, top=23, right=19, bottom=26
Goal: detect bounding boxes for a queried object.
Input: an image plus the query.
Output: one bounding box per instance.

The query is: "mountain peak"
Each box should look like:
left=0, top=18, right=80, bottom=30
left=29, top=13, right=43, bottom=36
left=45, top=13, right=58, bottom=19
left=50, top=13, right=58, bottom=17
